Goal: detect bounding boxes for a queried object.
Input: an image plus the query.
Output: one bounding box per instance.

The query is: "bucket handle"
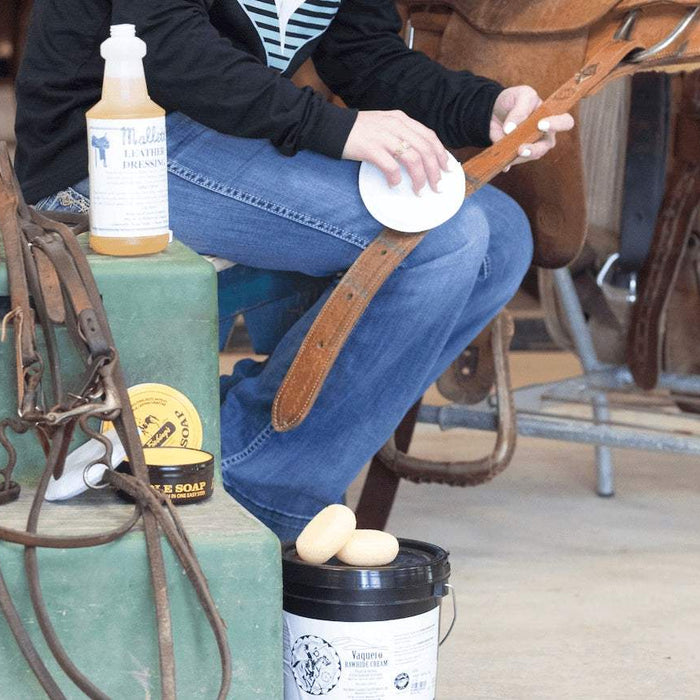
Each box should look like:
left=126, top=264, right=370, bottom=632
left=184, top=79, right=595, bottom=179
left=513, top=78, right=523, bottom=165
left=439, top=583, right=456, bottom=647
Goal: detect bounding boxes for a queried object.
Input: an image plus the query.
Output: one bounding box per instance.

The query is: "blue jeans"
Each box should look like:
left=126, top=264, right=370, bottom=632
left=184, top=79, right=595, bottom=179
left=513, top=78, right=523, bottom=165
left=37, top=111, right=533, bottom=541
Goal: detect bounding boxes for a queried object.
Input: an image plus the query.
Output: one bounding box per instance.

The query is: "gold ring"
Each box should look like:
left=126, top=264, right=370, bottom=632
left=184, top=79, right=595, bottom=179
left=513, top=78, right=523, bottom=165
left=393, top=140, right=412, bottom=159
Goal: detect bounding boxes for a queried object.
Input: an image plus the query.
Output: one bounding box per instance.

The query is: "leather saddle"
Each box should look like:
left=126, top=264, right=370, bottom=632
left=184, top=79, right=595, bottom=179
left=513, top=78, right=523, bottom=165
left=398, top=0, right=700, bottom=268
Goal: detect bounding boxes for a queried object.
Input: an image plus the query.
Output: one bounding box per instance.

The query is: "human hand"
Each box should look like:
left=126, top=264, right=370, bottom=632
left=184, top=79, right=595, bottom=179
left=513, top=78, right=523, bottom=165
left=490, top=86, right=575, bottom=171
left=342, top=110, right=449, bottom=195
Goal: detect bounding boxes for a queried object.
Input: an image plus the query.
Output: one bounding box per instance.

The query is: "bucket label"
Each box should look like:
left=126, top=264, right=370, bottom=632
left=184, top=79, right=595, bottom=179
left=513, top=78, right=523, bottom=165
left=283, top=608, right=439, bottom=699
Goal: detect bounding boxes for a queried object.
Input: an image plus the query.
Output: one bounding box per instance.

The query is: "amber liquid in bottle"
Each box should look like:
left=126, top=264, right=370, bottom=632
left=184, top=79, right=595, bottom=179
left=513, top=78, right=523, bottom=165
left=87, top=25, right=170, bottom=256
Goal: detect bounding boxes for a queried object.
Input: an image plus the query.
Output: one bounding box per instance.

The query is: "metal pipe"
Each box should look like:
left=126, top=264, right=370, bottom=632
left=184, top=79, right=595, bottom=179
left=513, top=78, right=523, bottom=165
left=418, top=403, right=700, bottom=455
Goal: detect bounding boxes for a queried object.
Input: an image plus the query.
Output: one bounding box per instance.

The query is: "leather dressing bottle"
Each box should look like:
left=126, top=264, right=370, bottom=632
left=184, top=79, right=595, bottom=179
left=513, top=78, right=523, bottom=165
left=86, top=24, right=170, bottom=256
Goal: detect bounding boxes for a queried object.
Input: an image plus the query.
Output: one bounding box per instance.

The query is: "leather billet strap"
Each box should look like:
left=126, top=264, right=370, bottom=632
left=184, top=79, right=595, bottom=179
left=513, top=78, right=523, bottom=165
left=272, top=37, right=641, bottom=431
left=627, top=164, right=700, bottom=389
left=272, top=227, right=425, bottom=430
left=627, top=68, right=700, bottom=389
left=617, top=72, right=671, bottom=275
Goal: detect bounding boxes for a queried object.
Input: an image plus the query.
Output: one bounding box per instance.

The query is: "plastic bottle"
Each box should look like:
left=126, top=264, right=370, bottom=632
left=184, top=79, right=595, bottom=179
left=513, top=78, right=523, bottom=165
left=86, top=24, right=170, bottom=256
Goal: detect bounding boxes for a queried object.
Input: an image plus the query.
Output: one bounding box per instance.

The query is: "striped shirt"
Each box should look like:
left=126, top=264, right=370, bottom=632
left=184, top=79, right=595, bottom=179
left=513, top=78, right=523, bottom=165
left=238, top=0, right=342, bottom=71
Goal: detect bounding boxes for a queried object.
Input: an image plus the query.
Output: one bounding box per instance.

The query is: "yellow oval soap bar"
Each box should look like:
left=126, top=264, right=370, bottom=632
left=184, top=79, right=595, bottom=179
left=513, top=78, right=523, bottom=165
left=336, top=529, right=400, bottom=567
left=296, top=504, right=356, bottom=565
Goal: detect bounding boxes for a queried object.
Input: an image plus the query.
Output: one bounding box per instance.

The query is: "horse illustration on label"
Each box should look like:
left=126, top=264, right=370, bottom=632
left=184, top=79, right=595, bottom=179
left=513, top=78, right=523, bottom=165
left=291, top=635, right=341, bottom=695
left=91, top=134, right=110, bottom=167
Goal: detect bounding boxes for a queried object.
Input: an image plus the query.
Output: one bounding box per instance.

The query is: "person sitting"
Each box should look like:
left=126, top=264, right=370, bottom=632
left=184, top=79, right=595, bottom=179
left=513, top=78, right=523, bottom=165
left=14, top=0, right=573, bottom=539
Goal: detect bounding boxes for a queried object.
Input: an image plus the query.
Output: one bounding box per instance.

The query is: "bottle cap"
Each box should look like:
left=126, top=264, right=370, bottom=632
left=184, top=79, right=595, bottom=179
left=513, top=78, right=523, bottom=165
left=110, top=24, right=136, bottom=38
left=101, top=24, right=146, bottom=60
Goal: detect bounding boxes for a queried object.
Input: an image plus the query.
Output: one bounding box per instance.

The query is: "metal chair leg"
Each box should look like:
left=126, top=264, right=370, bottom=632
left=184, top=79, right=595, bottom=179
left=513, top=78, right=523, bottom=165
left=552, top=268, right=615, bottom=496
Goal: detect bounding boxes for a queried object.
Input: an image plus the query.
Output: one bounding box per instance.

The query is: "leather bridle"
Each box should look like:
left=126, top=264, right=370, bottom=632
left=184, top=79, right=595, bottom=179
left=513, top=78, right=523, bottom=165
left=0, top=143, right=231, bottom=699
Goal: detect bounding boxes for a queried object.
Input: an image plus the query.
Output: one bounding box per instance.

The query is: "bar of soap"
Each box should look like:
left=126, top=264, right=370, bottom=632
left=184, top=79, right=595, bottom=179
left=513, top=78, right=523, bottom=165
left=336, top=529, right=400, bottom=567
left=296, top=504, right=356, bottom=565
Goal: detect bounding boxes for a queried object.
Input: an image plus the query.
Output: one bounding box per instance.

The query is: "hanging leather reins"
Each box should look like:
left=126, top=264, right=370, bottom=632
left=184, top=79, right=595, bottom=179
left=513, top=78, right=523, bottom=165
left=0, top=143, right=231, bottom=700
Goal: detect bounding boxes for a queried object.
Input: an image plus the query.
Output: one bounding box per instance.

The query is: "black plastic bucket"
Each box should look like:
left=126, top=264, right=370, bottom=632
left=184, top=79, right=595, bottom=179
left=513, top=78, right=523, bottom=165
left=282, top=538, right=451, bottom=699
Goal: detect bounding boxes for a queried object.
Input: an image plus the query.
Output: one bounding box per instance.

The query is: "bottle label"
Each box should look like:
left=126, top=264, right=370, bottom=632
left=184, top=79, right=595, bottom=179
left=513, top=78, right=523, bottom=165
left=87, top=116, right=169, bottom=238
left=282, top=607, right=440, bottom=699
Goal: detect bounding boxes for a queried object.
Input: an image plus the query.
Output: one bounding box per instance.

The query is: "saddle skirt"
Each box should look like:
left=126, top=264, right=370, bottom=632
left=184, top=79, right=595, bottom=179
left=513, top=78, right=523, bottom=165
left=438, top=1, right=699, bottom=37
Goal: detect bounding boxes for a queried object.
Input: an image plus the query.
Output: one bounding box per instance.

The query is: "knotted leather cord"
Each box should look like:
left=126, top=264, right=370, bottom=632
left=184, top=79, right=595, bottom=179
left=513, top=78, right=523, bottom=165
left=0, top=144, right=231, bottom=699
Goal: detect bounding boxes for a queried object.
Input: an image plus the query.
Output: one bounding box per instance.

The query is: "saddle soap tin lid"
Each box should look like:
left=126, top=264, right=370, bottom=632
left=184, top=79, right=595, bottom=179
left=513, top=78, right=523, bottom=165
left=358, top=152, right=466, bottom=233
left=122, top=446, right=214, bottom=504
left=101, top=382, right=203, bottom=450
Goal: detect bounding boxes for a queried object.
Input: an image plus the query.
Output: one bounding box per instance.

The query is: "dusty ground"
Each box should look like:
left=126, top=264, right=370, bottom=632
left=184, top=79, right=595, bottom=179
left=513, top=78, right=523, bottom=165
left=347, top=352, right=700, bottom=699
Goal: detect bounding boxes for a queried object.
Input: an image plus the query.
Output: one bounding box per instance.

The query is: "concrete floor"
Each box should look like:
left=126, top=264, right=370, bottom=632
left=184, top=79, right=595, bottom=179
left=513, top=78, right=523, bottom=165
left=346, top=353, right=700, bottom=699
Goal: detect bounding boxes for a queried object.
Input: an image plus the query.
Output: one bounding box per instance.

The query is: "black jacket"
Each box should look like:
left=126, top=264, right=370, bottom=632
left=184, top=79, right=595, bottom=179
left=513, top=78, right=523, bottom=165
left=15, top=0, right=502, bottom=203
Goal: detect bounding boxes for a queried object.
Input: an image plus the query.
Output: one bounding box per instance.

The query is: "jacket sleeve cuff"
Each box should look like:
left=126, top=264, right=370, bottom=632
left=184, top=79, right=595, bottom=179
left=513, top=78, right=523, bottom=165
left=302, top=102, right=359, bottom=159
left=462, top=80, right=504, bottom=148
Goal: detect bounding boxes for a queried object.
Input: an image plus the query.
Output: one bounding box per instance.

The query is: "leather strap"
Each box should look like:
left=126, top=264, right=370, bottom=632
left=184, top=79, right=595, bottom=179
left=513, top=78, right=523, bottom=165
left=617, top=72, right=671, bottom=275
left=0, top=171, right=37, bottom=376
left=436, top=321, right=496, bottom=405
left=627, top=69, right=700, bottom=389
left=273, top=38, right=641, bottom=431
left=34, top=249, right=66, bottom=324
left=627, top=163, right=700, bottom=388
left=272, top=227, right=425, bottom=430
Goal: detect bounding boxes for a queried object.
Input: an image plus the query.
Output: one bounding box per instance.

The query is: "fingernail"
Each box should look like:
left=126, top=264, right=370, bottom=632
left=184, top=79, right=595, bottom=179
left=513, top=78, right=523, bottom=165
left=503, top=165, right=511, bottom=173
left=504, top=121, right=517, bottom=135
left=521, top=147, right=532, bottom=157
left=538, top=119, right=550, bottom=132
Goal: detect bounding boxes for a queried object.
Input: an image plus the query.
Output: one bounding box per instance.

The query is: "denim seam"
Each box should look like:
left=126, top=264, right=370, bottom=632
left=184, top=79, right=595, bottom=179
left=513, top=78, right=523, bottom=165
left=168, top=159, right=369, bottom=250
left=36, top=188, right=90, bottom=214
left=221, top=422, right=275, bottom=467
left=34, top=194, right=59, bottom=210
left=479, top=253, right=492, bottom=281
left=61, top=187, right=90, bottom=213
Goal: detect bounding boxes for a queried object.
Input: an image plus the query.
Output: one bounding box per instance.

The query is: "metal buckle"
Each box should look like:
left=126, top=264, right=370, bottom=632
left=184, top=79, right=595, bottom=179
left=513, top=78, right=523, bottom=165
left=616, top=6, right=700, bottom=63
left=44, top=353, right=120, bottom=425
left=596, top=252, right=637, bottom=304
left=614, top=9, right=639, bottom=42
